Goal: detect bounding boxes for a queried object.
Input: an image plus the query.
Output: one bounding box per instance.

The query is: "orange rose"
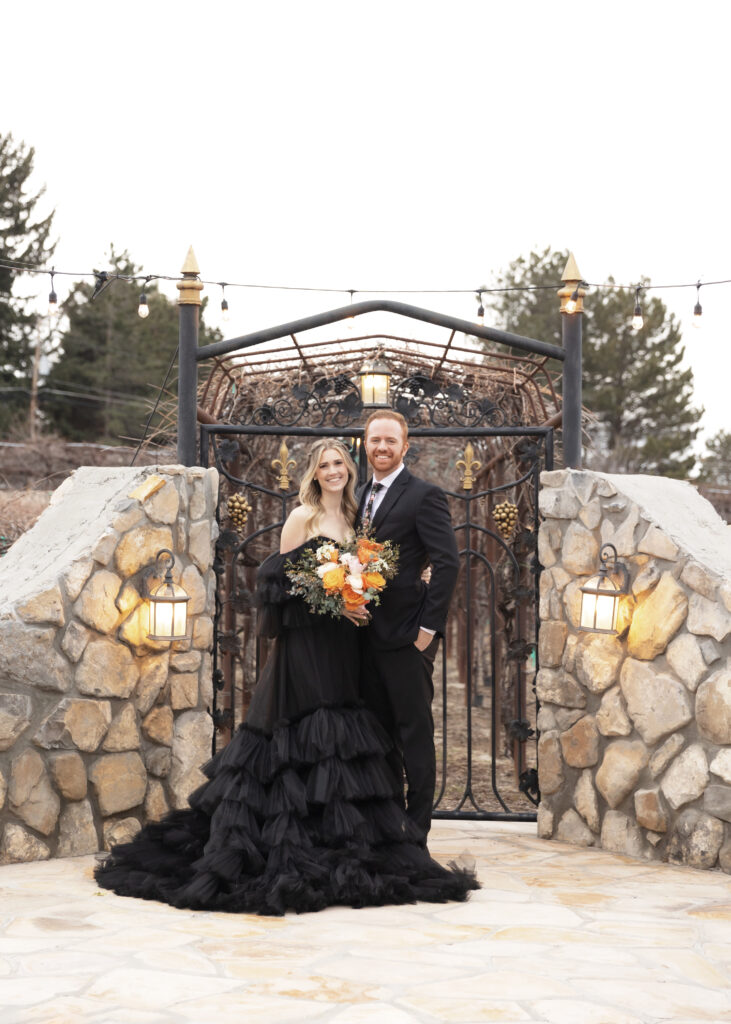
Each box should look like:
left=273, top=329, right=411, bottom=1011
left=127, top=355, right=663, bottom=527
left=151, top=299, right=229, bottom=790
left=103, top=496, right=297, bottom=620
left=362, top=571, right=385, bottom=591
left=321, top=565, right=347, bottom=591
left=357, top=538, right=382, bottom=564
left=341, top=583, right=367, bottom=609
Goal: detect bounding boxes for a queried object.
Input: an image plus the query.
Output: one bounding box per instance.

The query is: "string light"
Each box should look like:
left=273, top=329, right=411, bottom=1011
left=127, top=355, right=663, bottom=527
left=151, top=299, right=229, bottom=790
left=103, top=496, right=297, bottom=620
left=47, top=270, right=58, bottom=317
left=565, top=284, right=581, bottom=315
left=693, top=282, right=703, bottom=328
left=476, top=291, right=485, bottom=325
left=137, top=277, right=152, bottom=319
left=220, top=283, right=230, bottom=322
left=631, top=287, right=644, bottom=331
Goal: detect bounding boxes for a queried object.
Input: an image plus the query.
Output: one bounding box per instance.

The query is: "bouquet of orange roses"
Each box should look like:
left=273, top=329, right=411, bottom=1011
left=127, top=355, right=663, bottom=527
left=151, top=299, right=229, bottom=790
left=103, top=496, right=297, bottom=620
left=285, top=534, right=399, bottom=620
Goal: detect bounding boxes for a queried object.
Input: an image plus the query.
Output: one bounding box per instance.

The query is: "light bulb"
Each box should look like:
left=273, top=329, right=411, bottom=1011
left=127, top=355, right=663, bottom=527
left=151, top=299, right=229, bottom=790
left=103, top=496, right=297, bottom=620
left=476, top=303, right=485, bottom=326
left=693, top=301, right=702, bottom=328
left=47, top=289, right=58, bottom=317
left=138, top=293, right=150, bottom=319
left=221, top=297, right=230, bottom=322
left=565, top=296, right=577, bottom=314
left=631, top=307, right=643, bottom=331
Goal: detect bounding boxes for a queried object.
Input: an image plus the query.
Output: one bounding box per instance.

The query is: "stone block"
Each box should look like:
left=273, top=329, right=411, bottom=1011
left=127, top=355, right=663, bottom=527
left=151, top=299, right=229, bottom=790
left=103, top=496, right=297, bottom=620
left=680, top=562, right=717, bottom=599
left=537, top=803, right=554, bottom=839
left=115, top=581, right=142, bottom=620
left=88, top=752, right=147, bottom=816
left=112, top=503, right=144, bottom=534
left=574, top=769, right=600, bottom=833
left=661, top=743, right=709, bottom=810
left=171, top=672, right=198, bottom=710
left=34, top=698, right=112, bottom=752
left=538, top=487, right=580, bottom=519
left=189, top=478, right=208, bottom=520
left=91, top=530, right=120, bottom=565
left=142, top=706, right=174, bottom=746
left=57, top=800, right=99, bottom=857
left=720, top=839, right=731, bottom=874
left=144, top=779, right=169, bottom=822
left=538, top=621, right=567, bottom=668
left=600, top=810, right=646, bottom=859
left=699, top=638, right=720, bottom=665
left=627, top=572, right=688, bottom=660
left=128, top=474, right=166, bottom=503
left=710, top=749, right=731, bottom=785
left=632, top=562, right=660, bottom=599
left=556, top=808, right=595, bottom=846
left=60, top=620, right=90, bottom=663
left=135, top=653, right=170, bottom=714
left=0, top=769, right=6, bottom=810
left=536, top=707, right=556, bottom=732
left=554, top=708, right=585, bottom=731
left=561, top=522, right=599, bottom=575
left=200, top=652, right=213, bottom=705
left=0, top=622, right=71, bottom=692
left=666, top=633, right=707, bottom=692
left=575, top=634, right=624, bottom=694
left=17, top=585, right=65, bottom=627
left=143, top=481, right=179, bottom=524
left=537, top=732, right=563, bottom=795
left=596, top=686, right=632, bottom=737
left=536, top=669, right=586, bottom=709
left=637, top=525, right=678, bottom=561
left=600, top=504, right=639, bottom=557
left=48, top=751, right=87, bottom=800
left=169, top=710, right=213, bottom=809
left=102, top=705, right=140, bottom=752
left=192, top=615, right=214, bottom=651
left=578, top=497, right=602, bottom=530
left=619, top=658, right=692, bottom=745
left=76, top=638, right=139, bottom=699
left=181, top=564, right=207, bottom=616
left=189, top=520, right=214, bottom=572
left=118, top=603, right=168, bottom=653
left=0, top=823, right=50, bottom=864
left=145, top=746, right=172, bottom=778
left=61, top=559, right=94, bottom=601
left=595, top=740, right=649, bottom=809
left=0, top=693, right=33, bottom=751
left=74, top=568, right=125, bottom=633
left=696, top=665, right=731, bottom=745
left=687, top=593, right=731, bottom=643
left=114, top=526, right=174, bottom=577
left=666, top=808, right=724, bottom=869
left=568, top=471, right=596, bottom=505
left=9, top=748, right=60, bottom=835
left=537, top=521, right=561, bottom=569
left=170, top=650, right=202, bottom=672
left=703, top=785, right=731, bottom=824
left=595, top=477, right=617, bottom=497
left=559, top=715, right=599, bottom=768
left=103, top=817, right=141, bottom=850
left=649, top=734, right=685, bottom=778
left=561, top=580, right=583, bottom=629
left=634, top=788, right=669, bottom=832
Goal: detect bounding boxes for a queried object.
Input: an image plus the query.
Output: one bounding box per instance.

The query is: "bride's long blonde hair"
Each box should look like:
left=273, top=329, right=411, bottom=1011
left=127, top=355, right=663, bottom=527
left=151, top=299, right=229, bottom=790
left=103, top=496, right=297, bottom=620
left=298, top=439, right=358, bottom=538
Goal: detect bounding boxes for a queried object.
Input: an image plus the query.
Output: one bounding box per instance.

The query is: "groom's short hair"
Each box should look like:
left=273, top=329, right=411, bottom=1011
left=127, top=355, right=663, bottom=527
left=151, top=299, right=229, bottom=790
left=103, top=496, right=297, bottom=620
left=364, top=410, right=409, bottom=440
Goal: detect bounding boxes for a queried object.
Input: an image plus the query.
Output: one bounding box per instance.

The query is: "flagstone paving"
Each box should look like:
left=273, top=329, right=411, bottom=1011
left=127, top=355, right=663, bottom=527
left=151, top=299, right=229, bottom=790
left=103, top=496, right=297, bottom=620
left=1, top=820, right=730, bottom=1023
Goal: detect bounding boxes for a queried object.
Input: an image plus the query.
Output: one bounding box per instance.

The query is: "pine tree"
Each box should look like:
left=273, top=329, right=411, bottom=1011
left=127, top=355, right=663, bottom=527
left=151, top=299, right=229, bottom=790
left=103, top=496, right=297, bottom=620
left=44, top=249, right=218, bottom=445
left=488, top=248, right=703, bottom=477
left=0, top=133, right=55, bottom=435
left=697, top=430, right=731, bottom=487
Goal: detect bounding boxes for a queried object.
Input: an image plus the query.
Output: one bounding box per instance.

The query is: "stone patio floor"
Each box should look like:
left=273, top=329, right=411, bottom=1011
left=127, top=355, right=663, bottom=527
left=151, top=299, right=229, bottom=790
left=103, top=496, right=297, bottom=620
left=1, top=820, right=730, bottom=1024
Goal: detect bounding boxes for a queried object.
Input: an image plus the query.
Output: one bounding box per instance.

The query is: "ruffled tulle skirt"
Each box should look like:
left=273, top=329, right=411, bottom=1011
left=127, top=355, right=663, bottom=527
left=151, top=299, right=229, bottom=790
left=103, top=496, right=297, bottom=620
left=94, top=703, right=479, bottom=915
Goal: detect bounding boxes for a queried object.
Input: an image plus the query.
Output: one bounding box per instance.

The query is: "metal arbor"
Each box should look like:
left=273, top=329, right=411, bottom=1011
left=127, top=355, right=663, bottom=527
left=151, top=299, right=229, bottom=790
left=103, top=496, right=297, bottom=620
left=176, top=250, right=584, bottom=822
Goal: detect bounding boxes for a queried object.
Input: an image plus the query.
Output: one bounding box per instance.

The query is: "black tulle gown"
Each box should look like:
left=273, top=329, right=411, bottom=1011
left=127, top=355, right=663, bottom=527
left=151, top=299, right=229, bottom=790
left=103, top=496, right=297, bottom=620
left=94, top=539, right=478, bottom=916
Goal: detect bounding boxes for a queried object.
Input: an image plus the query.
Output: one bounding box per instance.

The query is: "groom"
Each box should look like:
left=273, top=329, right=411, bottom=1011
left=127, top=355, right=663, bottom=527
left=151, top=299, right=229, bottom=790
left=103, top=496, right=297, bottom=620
left=355, top=410, right=459, bottom=843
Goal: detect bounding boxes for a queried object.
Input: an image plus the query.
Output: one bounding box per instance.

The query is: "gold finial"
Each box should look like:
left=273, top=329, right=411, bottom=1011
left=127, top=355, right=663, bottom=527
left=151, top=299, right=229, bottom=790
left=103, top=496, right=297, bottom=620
left=272, top=439, right=296, bottom=490
left=177, top=246, right=204, bottom=306
left=558, top=251, right=586, bottom=313
left=456, top=441, right=481, bottom=490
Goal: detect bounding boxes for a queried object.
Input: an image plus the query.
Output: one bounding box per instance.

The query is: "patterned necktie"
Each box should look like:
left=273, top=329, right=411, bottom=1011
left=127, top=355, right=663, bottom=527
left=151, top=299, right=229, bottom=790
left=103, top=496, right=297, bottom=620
left=362, top=482, right=383, bottom=530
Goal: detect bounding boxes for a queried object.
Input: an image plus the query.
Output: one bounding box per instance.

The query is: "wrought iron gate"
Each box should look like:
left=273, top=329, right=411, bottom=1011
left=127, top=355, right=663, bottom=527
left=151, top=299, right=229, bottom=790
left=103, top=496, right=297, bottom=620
left=201, top=421, right=552, bottom=823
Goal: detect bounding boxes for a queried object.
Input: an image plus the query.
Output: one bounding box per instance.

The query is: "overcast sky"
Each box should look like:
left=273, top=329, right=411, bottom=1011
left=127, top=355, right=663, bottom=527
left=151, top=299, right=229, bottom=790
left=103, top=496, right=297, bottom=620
left=6, top=0, right=730, bottom=448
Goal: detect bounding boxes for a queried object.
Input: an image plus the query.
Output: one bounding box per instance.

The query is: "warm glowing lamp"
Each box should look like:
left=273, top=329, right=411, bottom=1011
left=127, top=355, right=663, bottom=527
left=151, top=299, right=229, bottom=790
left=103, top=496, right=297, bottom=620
left=147, top=549, right=190, bottom=641
left=579, top=543, right=630, bottom=635
left=358, top=356, right=391, bottom=407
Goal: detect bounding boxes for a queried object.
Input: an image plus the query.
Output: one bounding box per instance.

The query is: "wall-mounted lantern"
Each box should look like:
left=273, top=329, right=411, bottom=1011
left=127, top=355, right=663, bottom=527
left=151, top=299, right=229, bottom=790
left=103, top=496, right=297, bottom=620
left=358, top=356, right=391, bottom=408
left=579, top=543, right=630, bottom=635
left=147, top=549, right=190, bottom=642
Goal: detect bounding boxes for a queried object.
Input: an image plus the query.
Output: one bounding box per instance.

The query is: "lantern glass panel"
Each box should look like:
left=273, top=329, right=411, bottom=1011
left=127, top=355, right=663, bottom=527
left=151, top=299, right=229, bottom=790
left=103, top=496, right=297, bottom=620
left=149, top=582, right=189, bottom=641
left=580, top=574, right=620, bottom=634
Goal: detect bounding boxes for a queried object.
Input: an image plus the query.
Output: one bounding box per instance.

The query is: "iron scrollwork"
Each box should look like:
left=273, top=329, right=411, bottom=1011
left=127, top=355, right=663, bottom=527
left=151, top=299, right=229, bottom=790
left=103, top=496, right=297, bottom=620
left=250, top=375, right=363, bottom=428
left=392, top=373, right=507, bottom=427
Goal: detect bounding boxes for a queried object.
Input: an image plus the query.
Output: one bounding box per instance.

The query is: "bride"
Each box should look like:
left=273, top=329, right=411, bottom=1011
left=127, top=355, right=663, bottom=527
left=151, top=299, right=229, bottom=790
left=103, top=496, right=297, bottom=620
left=94, top=438, right=478, bottom=915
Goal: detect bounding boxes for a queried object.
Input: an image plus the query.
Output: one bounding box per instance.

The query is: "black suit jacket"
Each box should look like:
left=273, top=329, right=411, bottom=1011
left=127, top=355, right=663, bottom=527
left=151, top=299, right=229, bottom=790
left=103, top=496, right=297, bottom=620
left=357, top=467, right=459, bottom=650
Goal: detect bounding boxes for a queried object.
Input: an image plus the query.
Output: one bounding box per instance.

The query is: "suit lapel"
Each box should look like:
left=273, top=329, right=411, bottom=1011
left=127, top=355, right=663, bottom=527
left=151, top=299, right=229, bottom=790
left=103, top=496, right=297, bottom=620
left=372, top=468, right=410, bottom=531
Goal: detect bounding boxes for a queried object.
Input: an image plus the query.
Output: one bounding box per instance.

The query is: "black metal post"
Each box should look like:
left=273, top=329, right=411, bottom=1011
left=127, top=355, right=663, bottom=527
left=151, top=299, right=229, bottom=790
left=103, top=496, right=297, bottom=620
left=561, top=309, right=582, bottom=469
left=176, top=248, right=204, bottom=466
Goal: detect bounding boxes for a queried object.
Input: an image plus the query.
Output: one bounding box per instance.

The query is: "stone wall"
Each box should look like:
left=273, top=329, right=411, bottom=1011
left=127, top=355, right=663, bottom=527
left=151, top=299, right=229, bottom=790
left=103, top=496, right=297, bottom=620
left=0, top=466, right=218, bottom=863
left=537, top=469, right=731, bottom=872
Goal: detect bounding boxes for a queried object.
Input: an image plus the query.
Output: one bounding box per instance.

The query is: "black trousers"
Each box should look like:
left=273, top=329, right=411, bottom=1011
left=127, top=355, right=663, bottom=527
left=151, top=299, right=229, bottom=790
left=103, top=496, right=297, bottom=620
left=361, top=635, right=440, bottom=840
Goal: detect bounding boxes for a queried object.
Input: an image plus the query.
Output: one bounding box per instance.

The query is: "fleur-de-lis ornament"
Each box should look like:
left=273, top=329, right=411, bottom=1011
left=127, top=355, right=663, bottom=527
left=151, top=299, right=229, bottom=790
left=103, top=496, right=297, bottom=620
left=456, top=441, right=481, bottom=490
left=272, top=439, right=296, bottom=490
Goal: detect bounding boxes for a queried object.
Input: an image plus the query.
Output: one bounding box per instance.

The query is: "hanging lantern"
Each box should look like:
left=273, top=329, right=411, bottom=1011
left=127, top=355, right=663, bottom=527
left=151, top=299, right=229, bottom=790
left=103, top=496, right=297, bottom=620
left=579, top=543, right=630, bottom=635
left=358, top=356, right=391, bottom=407
left=147, top=549, right=190, bottom=641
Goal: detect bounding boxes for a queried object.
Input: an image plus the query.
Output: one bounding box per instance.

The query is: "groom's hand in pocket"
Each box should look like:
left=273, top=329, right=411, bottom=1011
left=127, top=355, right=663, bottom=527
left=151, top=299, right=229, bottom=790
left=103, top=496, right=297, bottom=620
left=414, top=628, right=434, bottom=651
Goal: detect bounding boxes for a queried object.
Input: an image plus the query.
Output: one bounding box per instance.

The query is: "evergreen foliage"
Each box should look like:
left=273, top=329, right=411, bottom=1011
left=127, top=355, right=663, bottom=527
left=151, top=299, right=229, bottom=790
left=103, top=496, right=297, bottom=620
left=697, top=430, right=731, bottom=487
left=0, top=133, right=55, bottom=435
left=488, top=247, right=702, bottom=477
